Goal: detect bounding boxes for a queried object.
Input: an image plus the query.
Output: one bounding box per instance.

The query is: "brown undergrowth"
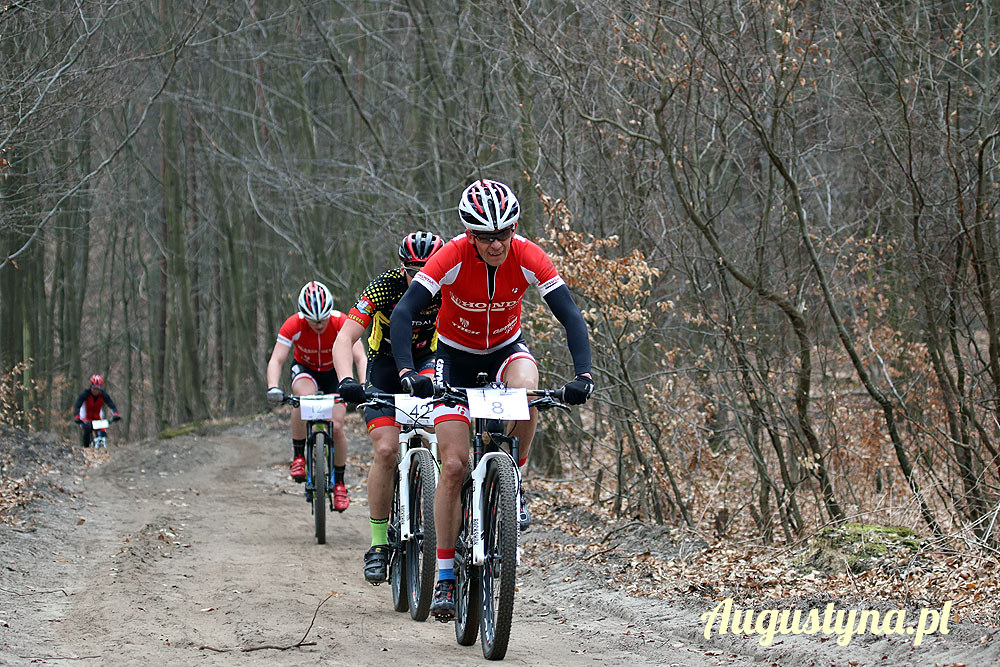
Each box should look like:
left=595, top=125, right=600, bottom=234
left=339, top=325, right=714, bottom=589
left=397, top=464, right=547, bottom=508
left=524, top=474, right=1000, bottom=628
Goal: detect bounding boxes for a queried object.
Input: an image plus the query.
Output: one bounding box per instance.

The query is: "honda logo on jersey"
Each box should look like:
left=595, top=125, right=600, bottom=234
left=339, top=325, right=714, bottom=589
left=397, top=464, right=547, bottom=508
left=450, top=294, right=520, bottom=312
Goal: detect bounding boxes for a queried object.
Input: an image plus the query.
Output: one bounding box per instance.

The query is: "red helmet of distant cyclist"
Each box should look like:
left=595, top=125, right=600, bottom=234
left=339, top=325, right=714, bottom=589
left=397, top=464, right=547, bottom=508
left=89, top=374, right=104, bottom=388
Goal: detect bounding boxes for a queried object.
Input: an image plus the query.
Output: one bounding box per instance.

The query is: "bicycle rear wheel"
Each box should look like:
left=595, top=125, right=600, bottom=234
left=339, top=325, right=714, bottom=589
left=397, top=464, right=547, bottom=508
left=406, top=447, right=437, bottom=621
left=454, top=478, right=480, bottom=646
left=479, top=456, right=518, bottom=660
left=312, top=432, right=327, bottom=544
left=389, top=460, right=408, bottom=612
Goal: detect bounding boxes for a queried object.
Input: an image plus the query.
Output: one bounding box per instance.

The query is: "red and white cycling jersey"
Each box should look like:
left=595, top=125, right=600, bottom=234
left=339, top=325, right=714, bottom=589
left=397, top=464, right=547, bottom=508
left=276, top=311, right=348, bottom=372
left=412, top=233, right=565, bottom=353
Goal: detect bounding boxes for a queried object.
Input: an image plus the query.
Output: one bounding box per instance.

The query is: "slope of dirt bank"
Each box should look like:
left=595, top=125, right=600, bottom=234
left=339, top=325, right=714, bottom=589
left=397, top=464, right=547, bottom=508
left=1, top=416, right=997, bottom=666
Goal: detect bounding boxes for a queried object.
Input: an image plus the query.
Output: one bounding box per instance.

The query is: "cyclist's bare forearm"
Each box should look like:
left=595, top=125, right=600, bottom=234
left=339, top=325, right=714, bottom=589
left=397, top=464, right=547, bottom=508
left=333, top=318, right=365, bottom=380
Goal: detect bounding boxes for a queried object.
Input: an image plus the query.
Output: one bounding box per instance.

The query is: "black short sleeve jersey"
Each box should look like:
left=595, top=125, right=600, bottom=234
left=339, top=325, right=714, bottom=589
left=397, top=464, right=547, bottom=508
left=347, top=268, right=441, bottom=360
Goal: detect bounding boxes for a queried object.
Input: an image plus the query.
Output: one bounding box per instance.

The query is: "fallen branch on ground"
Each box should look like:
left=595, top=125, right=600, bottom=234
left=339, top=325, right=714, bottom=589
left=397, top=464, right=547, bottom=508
left=198, top=592, right=333, bottom=653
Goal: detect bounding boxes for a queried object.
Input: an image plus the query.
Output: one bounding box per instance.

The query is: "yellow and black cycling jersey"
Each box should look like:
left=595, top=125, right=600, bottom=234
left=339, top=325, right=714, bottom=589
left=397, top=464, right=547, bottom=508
left=347, top=268, right=441, bottom=360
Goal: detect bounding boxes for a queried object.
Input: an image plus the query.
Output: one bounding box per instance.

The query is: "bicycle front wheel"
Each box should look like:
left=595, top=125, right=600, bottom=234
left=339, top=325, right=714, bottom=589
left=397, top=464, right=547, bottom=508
left=454, top=477, right=480, bottom=646
left=479, top=456, right=518, bottom=660
left=389, top=459, right=408, bottom=612
left=406, top=447, right=437, bottom=621
left=312, top=433, right=327, bottom=545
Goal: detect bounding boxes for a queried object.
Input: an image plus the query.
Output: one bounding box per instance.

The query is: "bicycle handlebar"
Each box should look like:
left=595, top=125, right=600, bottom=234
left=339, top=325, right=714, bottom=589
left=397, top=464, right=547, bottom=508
left=357, top=385, right=569, bottom=413
left=432, top=384, right=570, bottom=412
left=278, top=393, right=340, bottom=409
left=357, top=390, right=395, bottom=408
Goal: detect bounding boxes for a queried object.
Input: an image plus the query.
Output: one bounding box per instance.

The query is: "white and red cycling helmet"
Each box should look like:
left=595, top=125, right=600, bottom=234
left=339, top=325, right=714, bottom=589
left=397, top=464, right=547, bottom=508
left=298, top=281, right=334, bottom=321
left=458, top=179, right=520, bottom=233
left=89, top=374, right=104, bottom=388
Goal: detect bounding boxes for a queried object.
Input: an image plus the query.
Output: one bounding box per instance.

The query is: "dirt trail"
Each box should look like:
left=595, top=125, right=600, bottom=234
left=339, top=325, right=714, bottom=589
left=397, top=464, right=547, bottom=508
left=0, top=419, right=723, bottom=666
left=2, top=418, right=997, bottom=666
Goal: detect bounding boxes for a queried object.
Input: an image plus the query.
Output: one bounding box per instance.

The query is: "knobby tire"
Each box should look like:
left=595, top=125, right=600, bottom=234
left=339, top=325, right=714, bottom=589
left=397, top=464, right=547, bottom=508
left=454, top=474, right=480, bottom=646
left=313, top=431, right=327, bottom=545
left=479, top=457, right=518, bottom=660
left=406, top=447, right=437, bottom=621
left=390, top=459, right=408, bottom=612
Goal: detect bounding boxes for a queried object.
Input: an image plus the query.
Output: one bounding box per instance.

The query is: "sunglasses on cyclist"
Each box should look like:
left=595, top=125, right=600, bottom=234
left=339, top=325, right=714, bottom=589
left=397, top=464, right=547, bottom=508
left=403, top=265, right=423, bottom=277
left=472, top=228, right=514, bottom=244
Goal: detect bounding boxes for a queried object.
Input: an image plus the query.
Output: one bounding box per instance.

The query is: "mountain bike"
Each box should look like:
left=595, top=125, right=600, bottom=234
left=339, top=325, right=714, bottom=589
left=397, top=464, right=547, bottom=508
left=359, top=392, right=439, bottom=621
left=88, top=418, right=117, bottom=449
left=280, top=393, right=343, bottom=544
left=437, top=381, right=568, bottom=660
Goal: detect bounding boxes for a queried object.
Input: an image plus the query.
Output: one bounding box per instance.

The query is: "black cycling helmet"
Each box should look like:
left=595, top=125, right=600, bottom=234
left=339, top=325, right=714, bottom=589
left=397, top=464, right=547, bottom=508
left=398, top=231, right=444, bottom=265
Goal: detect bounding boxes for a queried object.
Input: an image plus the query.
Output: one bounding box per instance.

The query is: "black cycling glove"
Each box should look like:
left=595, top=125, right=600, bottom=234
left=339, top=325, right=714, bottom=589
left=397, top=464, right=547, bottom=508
left=561, top=374, right=594, bottom=405
left=337, top=377, right=366, bottom=404
left=74, top=417, right=84, bottom=425
left=400, top=370, right=433, bottom=398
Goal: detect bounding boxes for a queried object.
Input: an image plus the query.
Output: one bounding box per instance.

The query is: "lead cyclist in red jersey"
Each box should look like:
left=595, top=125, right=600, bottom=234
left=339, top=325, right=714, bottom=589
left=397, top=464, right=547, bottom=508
left=266, top=281, right=366, bottom=510
left=389, top=179, right=594, bottom=619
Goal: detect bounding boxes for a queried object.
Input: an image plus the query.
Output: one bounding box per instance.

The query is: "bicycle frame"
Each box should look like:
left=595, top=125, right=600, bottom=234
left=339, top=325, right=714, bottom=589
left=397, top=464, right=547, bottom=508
left=469, top=426, right=520, bottom=566
left=454, top=385, right=566, bottom=566
left=443, top=382, right=568, bottom=659
left=281, top=393, right=340, bottom=545
left=395, top=399, right=438, bottom=542
left=294, top=395, right=337, bottom=498
left=362, top=394, right=439, bottom=544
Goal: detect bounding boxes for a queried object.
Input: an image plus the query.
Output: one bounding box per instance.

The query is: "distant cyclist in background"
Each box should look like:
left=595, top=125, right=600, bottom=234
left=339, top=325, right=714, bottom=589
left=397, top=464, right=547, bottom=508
left=266, top=280, right=366, bottom=511
left=72, top=374, right=121, bottom=448
left=389, top=179, right=594, bottom=619
left=334, top=231, right=444, bottom=584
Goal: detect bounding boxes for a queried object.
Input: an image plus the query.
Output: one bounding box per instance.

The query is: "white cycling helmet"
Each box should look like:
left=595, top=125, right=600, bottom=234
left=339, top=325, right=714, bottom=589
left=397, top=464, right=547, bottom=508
left=298, top=281, right=334, bottom=321
left=458, top=179, right=520, bottom=233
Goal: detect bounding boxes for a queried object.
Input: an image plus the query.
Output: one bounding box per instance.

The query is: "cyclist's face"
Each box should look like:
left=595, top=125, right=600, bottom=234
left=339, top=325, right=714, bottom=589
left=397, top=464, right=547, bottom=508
left=90, top=386, right=100, bottom=395
left=402, top=264, right=422, bottom=285
left=306, top=317, right=330, bottom=333
left=470, top=228, right=514, bottom=267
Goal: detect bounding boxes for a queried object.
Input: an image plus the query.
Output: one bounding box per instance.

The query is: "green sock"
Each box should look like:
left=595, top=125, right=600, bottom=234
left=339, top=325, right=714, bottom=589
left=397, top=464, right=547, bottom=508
left=370, top=517, right=389, bottom=547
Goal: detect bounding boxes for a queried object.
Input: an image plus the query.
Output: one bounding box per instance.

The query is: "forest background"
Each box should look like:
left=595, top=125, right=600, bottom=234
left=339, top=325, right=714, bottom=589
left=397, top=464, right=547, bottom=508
left=2, top=0, right=999, bottom=558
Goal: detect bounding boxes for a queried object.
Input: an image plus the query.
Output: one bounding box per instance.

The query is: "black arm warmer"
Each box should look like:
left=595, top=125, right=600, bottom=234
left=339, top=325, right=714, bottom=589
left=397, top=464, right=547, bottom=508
left=72, top=390, right=87, bottom=414
left=543, top=285, right=592, bottom=376
left=390, top=282, right=434, bottom=372
left=102, top=391, right=119, bottom=413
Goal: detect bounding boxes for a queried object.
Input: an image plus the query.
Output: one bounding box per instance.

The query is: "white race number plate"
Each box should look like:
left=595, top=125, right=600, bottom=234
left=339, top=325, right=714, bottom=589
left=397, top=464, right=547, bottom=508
left=466, top=388, right=529, bottom=421
left=299, top=396, right=337, bottom=420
